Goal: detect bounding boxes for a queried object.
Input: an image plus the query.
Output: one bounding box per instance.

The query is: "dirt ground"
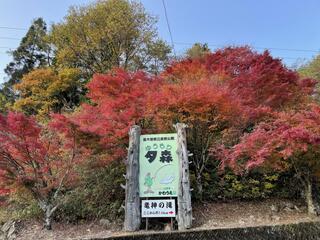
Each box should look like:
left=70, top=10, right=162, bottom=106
left=14, top=198, right=320, bottom=240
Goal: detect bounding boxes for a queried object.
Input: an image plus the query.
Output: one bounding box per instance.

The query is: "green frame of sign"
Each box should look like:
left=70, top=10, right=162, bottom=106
left=139, top=133, right=179, bottom=197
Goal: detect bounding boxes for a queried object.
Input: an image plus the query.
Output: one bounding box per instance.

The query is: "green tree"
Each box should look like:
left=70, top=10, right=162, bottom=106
left=2, top=18, right=53, bottom=105
left=50, top=0, right=171, bottom=79
left=298, top=55, right=320, bottom=102
left=185, top=43, right=211, bottom=59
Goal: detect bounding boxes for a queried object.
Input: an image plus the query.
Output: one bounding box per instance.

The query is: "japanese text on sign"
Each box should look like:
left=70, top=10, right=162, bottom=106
left=141, top=199, right=176, bottom=218
left=139, top=134, right=179, bottom=197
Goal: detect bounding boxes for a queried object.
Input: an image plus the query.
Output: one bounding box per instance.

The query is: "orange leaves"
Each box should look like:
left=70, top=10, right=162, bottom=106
left=148, top=80, right=244, bottom=133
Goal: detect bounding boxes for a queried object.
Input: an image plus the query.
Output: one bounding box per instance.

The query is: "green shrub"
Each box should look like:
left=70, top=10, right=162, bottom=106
left=0, top=187, right=41, bottom=223
left=221, top=172, right=279, bottom=199
left=196, top=166, right=302, bottom=201
left=56, top=160, right=125, bottom=222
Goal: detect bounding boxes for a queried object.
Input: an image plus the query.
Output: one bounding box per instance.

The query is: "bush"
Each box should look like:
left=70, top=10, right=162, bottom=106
left=220, top=172, right=279, bottom=199
left=56, top=160, right=126, bottom=222
left=0, top=187, right=41, bottom=224
left=193, top=167, right=302, bottom=201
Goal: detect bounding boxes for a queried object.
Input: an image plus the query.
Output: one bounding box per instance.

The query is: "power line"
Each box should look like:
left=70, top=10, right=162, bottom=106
left=0, top=26, right=27, bottom=31
left=174, top=42, right=320, bottom=54
left=162, top=0, right=176, bottom=57
left=0, top=37, right=20, bottom=40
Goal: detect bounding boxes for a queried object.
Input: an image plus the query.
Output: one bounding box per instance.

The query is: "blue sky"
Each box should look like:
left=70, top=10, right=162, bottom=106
left=1, top=0, right=320, bottom=83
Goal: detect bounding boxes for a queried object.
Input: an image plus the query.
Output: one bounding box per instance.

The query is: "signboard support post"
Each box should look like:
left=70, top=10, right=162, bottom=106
left=170, top=196, right=174, bottom=230
left=175, top=123, right=193, bottom=230
left=145, top=197, right=149, bottom=231
left=124, top=125, right=141, bottom=231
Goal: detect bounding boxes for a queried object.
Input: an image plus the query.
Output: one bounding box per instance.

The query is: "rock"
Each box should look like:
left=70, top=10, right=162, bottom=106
left=271, top=215, right=281, bottom=221
left=163, top=223, right=171, bottom=231
left=99, top=219, right=111, bottom=229
left=283, top=202, right=295, bottom=209
left=238, top=219, right=245, bottom=225
left=1, top=221, right=14, bottom=233
left=211, top=221, right=219, bottom=226
left=283, top=206, right=293, bottom=212
left=270, top=204, right=279, bottom=212
left=0, top=220, right=16, bottom=240
left=7, top=224, right=16, bottom=240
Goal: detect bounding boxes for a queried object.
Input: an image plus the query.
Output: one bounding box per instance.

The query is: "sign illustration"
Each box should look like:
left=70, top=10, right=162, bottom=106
left=141, top=199, right=176, bottom=218
left=139, top=133, right=179, bottom=197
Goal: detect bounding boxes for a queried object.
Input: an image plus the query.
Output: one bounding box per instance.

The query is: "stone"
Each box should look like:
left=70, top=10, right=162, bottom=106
left=163, top=223, right=171, bottom=231
left=238, top=219, right=245, bottom=225
left=271, top=215, right=281, bottom=221
left=283, top=206, right=294, bottom=212
left=283, top=202, right=294, bottom=209
left=7, top=224, right=16, bottom=239
left=211, top=221, right=219, bottom=226
left=270, top=204, right=279, bottom=212
left=0, top=220, right=16, bottom=240
left=99, top=219, right=111, bottom=228
left=294, top=205, right=301, bottom=212
left=1, top=220, right=14, bottom=233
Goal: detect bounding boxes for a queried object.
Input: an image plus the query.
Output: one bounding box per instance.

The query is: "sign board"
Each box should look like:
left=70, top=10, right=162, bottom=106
left=141, top=199, right=176, bottom=218
left=139, top=133, right=179, bottom=197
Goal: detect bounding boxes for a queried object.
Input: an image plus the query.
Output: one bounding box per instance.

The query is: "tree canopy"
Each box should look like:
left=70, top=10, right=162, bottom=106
left=13, top=68, right=82, bottom=117
left=0, top=112, right=89, bottom=229
left=185, top=43, right=211, bottom=59
left=219, top=104, right=320, bottom=214
left=50, top=0, right=171, bottom=78
left=299, top=55, right=320, bottom=102
left=3, top=18, right=53, bottom=103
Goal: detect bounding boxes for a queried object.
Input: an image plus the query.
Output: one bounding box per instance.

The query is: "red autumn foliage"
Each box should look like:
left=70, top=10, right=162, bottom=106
left=146, top=78, right=246, bottom=198
left=69, top=47, right=316, bottom=167
left=165, top=46, right=316, bottom=112
left=220, top=104, right=320, bottom=173
left=72, top=68, right=161, bottom=160
left=216, top=104, right=320, bottom=214
left=148, top=80, right=244, bottom=131
left=0, top=112, right=89, bottom=229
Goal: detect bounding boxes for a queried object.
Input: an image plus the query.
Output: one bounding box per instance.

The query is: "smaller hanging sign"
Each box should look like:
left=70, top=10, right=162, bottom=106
left=141, top=199, right=176, bottom=218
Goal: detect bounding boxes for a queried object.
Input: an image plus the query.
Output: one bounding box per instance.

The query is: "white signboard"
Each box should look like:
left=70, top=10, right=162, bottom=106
left=141, top=199, right=176, bottom=218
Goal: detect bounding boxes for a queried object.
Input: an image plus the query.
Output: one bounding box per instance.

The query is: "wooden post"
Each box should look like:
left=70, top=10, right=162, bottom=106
left=124, top=125, right=141, bottom=231
left=175, top=123, right=192, bottom=230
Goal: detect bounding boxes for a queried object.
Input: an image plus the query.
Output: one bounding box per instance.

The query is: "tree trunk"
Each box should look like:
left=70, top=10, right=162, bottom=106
left=44, top=206, right=52, bottom=230
left=305, top=179, right=318, bottom=215
left=123, top=125, right=141, bottom=231
left=175, top=123, right=192, bottom=230
left=37, top=200, right=59, bottom=230
left=196, top=171, right=203, bottom=201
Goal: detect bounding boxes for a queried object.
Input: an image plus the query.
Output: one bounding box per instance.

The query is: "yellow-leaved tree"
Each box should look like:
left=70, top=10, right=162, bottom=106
left=13, top=68, right=82, bottom=117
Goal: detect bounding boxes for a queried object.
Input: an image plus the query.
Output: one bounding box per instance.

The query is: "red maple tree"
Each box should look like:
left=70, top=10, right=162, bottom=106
left=71, top=68, right=161, bottom=161
left=0, top=112, right=88, bottom=229
left=219, top=104, right=320, bottom=214
left=147, top=79, right=244, bottom=198
left=165, top=46, right=316, bottom=114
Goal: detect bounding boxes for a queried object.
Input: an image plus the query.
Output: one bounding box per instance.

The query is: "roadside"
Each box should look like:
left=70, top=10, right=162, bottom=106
left=7, top=198, right=319, bottom=240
